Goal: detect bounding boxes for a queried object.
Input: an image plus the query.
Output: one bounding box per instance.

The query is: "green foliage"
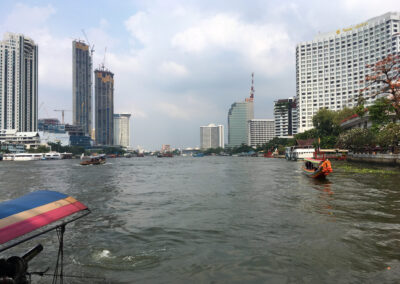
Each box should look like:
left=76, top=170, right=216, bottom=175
left=336, top=128, right=376, bottom=151
left=226, top=143, right=254, bottom=154
left=27, top=145, right=50, bottom=153
left=202, top=147, right=224, bottom=155
left=312, top=108, right=341, bottom=137
left=334, top=107, right=357, bottom=125
left=294, top=128, right=318, bottom=140
left=368, top=98, right=394, bottom=127
left=376, top=123, right=400, bottom=150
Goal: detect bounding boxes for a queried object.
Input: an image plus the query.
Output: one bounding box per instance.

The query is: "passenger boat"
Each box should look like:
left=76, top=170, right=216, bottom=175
left=80, top=155, right=106, bottom=165
left=302, top=158, right=333, bottom=179
left=0, top=190, right=90, bottom=283
left=13, top=153, right=43, bottom=161
left=44, top=151, right=62, bottom=160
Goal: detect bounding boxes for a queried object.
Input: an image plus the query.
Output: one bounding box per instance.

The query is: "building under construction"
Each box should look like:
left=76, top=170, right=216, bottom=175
left=72, top=40, right=92, bottom=136
left=94, top=67, right=114, bottom=145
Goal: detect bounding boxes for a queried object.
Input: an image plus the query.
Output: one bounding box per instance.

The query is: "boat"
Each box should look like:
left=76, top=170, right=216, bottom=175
left=193, top=153, right=204, bottom=157
left=0, top=190, right=90, bottom=283
left=157, top=153, right=173, bottom=158
left=302, top=158, right=333, bottom=179
left=80, top=155, right=106, bottom=165
left=13, top=153, right=43, bottom=161
left=44, top=151, right=62, bottom=160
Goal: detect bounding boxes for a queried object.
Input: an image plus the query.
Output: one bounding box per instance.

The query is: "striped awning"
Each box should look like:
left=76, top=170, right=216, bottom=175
left=0, top=191, right=87, bottom=244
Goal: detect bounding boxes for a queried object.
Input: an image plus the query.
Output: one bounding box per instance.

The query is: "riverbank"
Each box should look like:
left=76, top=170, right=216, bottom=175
left=347, top=152, right=400, bottom=166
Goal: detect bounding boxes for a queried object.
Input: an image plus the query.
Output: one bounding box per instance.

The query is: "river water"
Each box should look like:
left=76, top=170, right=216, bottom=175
left=1, top=157, right=400, bottom=283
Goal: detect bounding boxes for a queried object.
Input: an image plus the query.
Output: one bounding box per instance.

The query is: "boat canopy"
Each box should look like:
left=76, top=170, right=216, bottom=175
left=0, top=190, right=88, bottom=245
left=304, top=158, right=324, bottom=165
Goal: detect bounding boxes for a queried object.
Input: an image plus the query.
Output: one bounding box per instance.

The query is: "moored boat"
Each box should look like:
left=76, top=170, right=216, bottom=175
left=80, top=155, right=106, bottom=165
left=302, top=158, right=332, bottom=179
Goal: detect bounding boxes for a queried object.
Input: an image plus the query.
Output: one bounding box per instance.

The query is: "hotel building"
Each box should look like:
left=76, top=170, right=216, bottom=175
left=200, top=123, right=224, bottom=149
left=114, top=113, right=131, bottom=147
left=0, top=33, right=38, bottom=132
left=296, top=12, right=400, bottom=133
left=248, top=119, right=275, bottom=147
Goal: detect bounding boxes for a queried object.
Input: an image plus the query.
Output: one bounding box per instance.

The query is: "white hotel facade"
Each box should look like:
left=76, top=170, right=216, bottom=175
left=296, top=12, right=400, bottom=133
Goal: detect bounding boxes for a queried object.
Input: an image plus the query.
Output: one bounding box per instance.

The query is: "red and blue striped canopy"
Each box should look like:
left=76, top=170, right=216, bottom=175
left=0, top=190, right=87, bottom=244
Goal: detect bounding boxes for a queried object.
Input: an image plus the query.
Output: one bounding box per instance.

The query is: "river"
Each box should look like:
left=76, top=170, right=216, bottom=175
left=1, top=157, right=400, bottom=283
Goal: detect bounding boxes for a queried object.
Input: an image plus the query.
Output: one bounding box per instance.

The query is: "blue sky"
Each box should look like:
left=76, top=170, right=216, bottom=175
left=1, top=0, right=400, bottom=150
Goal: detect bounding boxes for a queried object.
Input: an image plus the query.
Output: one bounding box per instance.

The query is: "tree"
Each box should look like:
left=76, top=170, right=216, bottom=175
left=368, top=97, right=394, bottom=127
left=361, top=54, right=400, bottom=120
left=312, top=108, right=341, bottom=137
left=336, top=128, right=376, bottom=151
left=376, top=123, right=400, bottom=152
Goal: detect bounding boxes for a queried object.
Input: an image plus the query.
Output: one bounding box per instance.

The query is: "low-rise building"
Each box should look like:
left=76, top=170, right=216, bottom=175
left=0, top=130, right=40, bottom=149
left=248, top=119, right=275, bottom=147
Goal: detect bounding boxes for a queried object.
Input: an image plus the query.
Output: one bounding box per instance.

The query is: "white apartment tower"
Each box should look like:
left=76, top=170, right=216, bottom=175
left=248, top=119, right=275, bottom=147
left=200, top=124, right=224, bottom=149
left=0, top=33, right=38, bottom=131
left=296, top=12, right=400, bottom=133
left=113, top=113, right=131, bottom=147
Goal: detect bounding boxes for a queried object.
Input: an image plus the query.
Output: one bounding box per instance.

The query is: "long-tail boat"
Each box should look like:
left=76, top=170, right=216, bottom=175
left=302, top=158, right=333, bottom=179
left=0, top=191, right=90, bottom=283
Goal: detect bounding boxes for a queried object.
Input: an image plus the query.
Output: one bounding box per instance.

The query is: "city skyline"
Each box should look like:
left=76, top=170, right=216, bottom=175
left=1, top=1, right=400, bottom=150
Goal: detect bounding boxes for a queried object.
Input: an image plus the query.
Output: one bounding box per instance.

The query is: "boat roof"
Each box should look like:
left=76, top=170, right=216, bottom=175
left=0, top=190, right=87, bottom=245
left=304, top=158, right=324, bottom=164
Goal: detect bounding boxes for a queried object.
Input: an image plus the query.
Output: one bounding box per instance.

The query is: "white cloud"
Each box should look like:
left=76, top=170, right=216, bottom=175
left=158, top=61, right=188, bottom=77
left=171, top=13, right=294, bottom=75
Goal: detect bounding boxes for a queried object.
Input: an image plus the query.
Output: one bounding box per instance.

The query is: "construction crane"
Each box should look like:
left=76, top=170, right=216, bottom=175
left=101, top=47, right=107, bottom=69
left=54, top=109, right=71, bottom=124
left=81, top=29, right=95, bottom=57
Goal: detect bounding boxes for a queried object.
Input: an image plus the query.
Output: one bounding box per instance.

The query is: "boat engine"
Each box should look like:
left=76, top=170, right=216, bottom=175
left=0, top=244, right=43, bottom=284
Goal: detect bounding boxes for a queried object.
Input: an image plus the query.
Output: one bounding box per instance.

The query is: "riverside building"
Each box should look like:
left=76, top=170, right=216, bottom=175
left=248, top=119, right=275, bottom=147
left=200, top=124, right=224, bottom=149
left=296, top=12, right=400, bottom=133
left=274, top=97, right=298, bottom=138
left=114, top=113, right=131, bottom=147
left=227, top=74, right=255, bottom=148
left=94, top=67, right=114, bottom=145
left=72, top=40, right=92, bottom=136
left=0, top=33, right=38, bottom=132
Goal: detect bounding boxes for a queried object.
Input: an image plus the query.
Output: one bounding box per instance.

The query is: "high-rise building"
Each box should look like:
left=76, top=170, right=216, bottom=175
left=274, top=97, right=298, bottom=137
left=114, top=113, right=131, bottom=147
left=296, top=12, right=400, bottom=133
left=248, top=119, right=275, bottom=147
left=0, top=33, right=38, bottom=131
left=227, top=74, right=255, bottom=148
left=94, top=68, right=114, bottom=145
left=72, top=40, right=92, bottom=136
left=200, top=123, right=224, bottom=149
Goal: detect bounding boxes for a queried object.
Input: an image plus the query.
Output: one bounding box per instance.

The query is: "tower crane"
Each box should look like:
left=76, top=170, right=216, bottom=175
left=54, top=109, right=71, bottom=124
left=81, top=29, right=95, bottom=57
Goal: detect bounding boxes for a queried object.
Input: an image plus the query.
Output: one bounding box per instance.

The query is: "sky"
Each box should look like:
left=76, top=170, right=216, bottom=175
left=1, top=0, right=400, bottom=150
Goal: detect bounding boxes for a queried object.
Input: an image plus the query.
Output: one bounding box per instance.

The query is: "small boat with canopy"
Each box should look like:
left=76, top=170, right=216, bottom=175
left=0, top=190, right=90, bottom=283
left=302, top=158, right=333, bottom=179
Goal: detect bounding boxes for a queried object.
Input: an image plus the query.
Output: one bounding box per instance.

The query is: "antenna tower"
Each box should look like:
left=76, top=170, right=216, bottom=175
left=250, top=72, right=255, bottom=100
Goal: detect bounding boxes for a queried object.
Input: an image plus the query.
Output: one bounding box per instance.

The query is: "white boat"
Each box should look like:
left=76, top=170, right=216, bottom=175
left=2, top=154, right=15, bottom=161
left=44, top=151, right=61, bottom=160
left=13, top=153, right=43, bottom=161
left=292, top=148, right=315, bottom=160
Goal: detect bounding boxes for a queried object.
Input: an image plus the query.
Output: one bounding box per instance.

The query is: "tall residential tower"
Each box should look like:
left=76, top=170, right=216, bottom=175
left=0, top=33, right=38, bottom=131
left=72, top=40, right=92, bottom=136
left=114, top=113, right=131, bottom=147
left=296, top=12, right=400, bottom=133
left=95, top=68, right=114, bottom=145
